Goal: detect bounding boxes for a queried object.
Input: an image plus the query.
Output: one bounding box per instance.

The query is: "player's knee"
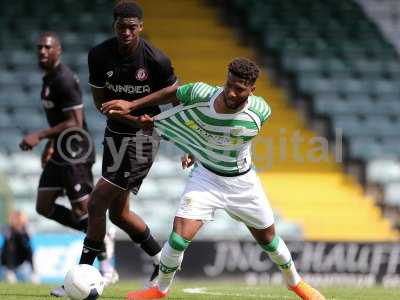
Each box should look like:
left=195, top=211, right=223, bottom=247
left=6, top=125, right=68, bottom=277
left=89, top=190, right=107, bottom=214
left=259, top=234, right=280, bottom=252
left=264, top=231, right=276, bottom=245
left=108, top=211, right=119, bottom=226
left=36, top=201, right=52, bottom=217
left=168, top=232, right=191, bottom=252
left=71, top=200, right=88, bottom=218
left=108, top=210, right=124, bottom=227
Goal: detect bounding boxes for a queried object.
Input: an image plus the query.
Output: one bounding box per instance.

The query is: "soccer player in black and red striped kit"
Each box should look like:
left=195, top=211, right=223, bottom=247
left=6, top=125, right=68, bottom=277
left=77, top=0, right=178, bottom=287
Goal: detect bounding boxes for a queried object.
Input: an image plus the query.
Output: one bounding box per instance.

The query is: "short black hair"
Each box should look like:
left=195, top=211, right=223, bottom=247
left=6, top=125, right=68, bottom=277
left=228, top=57, right=260, bottom=85
left=114, top=0, right=143, bottom=20
left=38, top=31, right=61, bottom=47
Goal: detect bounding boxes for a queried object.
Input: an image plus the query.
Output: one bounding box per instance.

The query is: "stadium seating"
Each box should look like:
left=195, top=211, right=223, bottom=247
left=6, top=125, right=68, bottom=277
left=217, top=0, right=399, bottom=239
left=0, top=0, right=398, bottom=241
left=0, top=0, right=305, bottom=240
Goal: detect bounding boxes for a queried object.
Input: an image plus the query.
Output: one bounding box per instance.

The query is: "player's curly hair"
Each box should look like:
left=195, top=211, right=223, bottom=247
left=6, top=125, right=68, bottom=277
left=228, top=57, right=260, bottom=84
left=114, top=0, right=143, bottom=20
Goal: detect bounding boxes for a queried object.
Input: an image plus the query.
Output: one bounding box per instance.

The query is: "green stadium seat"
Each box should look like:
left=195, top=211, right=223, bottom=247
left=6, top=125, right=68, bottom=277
left=345, top=92, right=374, bottom=102
left=323, top=57, right=353, bottom=75
left=14, top=108, right=47, bottom=132
left=370, top=79, right=400, bottom=94
left=332, top=115, right=367, bottom=137
left=384, top=183, right=400, bottom=207
left=0, top=72, right=18, bottom=87
left=352, top=58, right=385, bottom=74
left=364, top=115, right=400, bottom=137
left=348, top=137, right=384, bottom=160
left=0, top=129, right=23, bottom=154
left=367, top=159, right=400, bottom=184
left=85, top=111, right=106, bottom=133
left=338, top=77, right=370, bottom=94
left=0, top=110, right=13, bottom=130
left=297, top=75, right=334, bottom=94
left=8, top=51, right=37, bottom=70
left=375, top=100, right=400, bottom=115
left=313, top=97, right=347, bottom=116
left=0, top=89, right=30, bottom=109
left=10, top=153, right=41, bottom=175
left=382, top=136, right=400, bottom=149
left=283, top=56, right=322, bottom=74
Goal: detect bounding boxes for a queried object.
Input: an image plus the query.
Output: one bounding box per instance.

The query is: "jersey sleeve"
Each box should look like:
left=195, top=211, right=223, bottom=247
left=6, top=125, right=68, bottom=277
left=248, top=96, right=272, bottom=128
left=176, top=82, right=216, bottom=106
left=154, top=54, right=177, bottom=90
left=55, top=74, right=83, bottom=111
left=88, top=48, right=106, bottom=88
left=258, top=97, right=272, bottom=125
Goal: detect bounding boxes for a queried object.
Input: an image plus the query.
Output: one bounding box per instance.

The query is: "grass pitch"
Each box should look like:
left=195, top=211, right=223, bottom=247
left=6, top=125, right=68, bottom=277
left=0, top=281, right=399, bottom=300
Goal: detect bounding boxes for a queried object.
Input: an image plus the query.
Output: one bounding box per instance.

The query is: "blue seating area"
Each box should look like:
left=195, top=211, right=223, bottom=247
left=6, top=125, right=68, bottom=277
left=0, top=0, right=302, bottom=239
left=218, top=0, right=400, bottom=220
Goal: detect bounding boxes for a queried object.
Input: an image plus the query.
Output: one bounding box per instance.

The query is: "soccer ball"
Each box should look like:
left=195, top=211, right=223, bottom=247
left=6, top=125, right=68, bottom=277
left=64, top=264, right=105, bottom=300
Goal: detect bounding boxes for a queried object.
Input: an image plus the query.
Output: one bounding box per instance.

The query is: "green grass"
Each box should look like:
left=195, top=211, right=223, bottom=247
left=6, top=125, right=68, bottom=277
left=0, top=281, right=399, bottom=300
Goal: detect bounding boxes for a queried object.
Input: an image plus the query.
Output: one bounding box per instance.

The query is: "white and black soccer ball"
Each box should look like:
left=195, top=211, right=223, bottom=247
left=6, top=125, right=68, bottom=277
left=64, top=264, right=105, bottom=300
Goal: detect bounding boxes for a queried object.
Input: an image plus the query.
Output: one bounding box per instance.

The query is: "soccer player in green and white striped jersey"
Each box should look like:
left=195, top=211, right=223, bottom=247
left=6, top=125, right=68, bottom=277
left=101, top=58, right=326, bottom=300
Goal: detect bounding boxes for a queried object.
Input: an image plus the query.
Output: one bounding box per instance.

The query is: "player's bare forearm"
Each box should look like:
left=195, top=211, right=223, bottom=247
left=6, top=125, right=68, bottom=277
left=37, top=108, right=83, bottom=139
left=37, top=119, right=77, bottom=140
left=133, top=83, right=179, bottom=108
left=101, top=83, right=179, bottom=115
left=91, top=86, right=107, bottom=113
left=20, top=117, right=78, bottom=151
left=107, top=114, right=142, bottom=128
left=45, top=139, right=54, bottom=149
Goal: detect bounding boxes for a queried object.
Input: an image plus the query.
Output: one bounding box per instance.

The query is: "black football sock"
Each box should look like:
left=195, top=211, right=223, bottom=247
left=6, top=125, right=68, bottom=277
left=129, top=226, right=161, bottom=258
left=97, top=241, right=107, bottom=261
left=79, top=237, right=105, bottom=265
left=77, top=216, right=107, bottom=262
left=48, top=204, right=86, bottom=231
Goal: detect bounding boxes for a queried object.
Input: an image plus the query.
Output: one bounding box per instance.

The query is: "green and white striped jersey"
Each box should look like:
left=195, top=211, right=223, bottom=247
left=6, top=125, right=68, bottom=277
left=154, top=82, right=271, bottom=174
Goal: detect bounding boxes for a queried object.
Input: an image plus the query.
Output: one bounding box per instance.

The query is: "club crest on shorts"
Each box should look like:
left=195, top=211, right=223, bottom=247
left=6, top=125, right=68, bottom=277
left=74, top=184, right=81, bottom=192
left=44, top=86, right=50, bottom=98
left=135, top=68, right=148, bottom=81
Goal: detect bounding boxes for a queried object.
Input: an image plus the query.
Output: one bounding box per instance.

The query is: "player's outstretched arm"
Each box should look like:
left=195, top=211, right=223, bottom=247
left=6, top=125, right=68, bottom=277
left=91, top=86, right=143, bottom=128
left=101, top=83, right=179, bottom=115
left=41, top=140, right=54, bottom=168
left=19, top=109, right=83, bottom=151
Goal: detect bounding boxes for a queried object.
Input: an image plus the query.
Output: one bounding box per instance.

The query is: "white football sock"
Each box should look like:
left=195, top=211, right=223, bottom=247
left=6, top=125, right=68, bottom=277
left=263, top=237, right=301, bottom=287
left=152, top=251, right=161, bottom=265
left=157, top=242, right=185, bottom=293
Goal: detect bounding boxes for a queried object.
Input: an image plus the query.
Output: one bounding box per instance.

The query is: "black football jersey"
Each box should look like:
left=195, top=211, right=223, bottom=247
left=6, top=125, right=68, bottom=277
left=41, top=63, right=94, bottom=164
left=88, top=37, right=177, bottom=134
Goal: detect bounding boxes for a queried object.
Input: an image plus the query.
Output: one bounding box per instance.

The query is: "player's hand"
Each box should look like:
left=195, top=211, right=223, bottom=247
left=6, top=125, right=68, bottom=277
left=137, top=114, right=154, bottom=129
left=101, top=100, right=133, bottom=115
left=19, top=133, right=41, bottom=151
left=41, top=142, right=54, bottom=168
left=181, top=153, right=195, bottom=169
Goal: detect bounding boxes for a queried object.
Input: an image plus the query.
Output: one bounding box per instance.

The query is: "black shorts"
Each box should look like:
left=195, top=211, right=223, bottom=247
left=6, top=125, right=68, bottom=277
left=101, top=127, right=160, bottom=194
left=38, top=160, right=94, bottom=203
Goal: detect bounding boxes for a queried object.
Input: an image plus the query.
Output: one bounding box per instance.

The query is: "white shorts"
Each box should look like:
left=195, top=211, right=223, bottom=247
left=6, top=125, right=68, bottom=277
left=176, top=164, right=275, bottom=229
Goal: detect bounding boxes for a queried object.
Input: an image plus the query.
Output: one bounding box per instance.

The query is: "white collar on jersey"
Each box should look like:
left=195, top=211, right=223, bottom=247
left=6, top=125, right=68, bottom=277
left=210, top=87, right=250, bottom=118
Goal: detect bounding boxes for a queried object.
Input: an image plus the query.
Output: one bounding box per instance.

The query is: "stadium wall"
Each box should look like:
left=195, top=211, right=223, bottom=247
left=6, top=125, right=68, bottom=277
left=116, top=240, right=400, bottom=287
left=1, top=234, right=399, bottom=286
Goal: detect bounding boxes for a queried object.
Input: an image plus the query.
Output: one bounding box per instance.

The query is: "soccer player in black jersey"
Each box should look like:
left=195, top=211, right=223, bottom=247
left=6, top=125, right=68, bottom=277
left=19, top=32, right=118, bottom=296
left=77, top=0, right=178, bottom=286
